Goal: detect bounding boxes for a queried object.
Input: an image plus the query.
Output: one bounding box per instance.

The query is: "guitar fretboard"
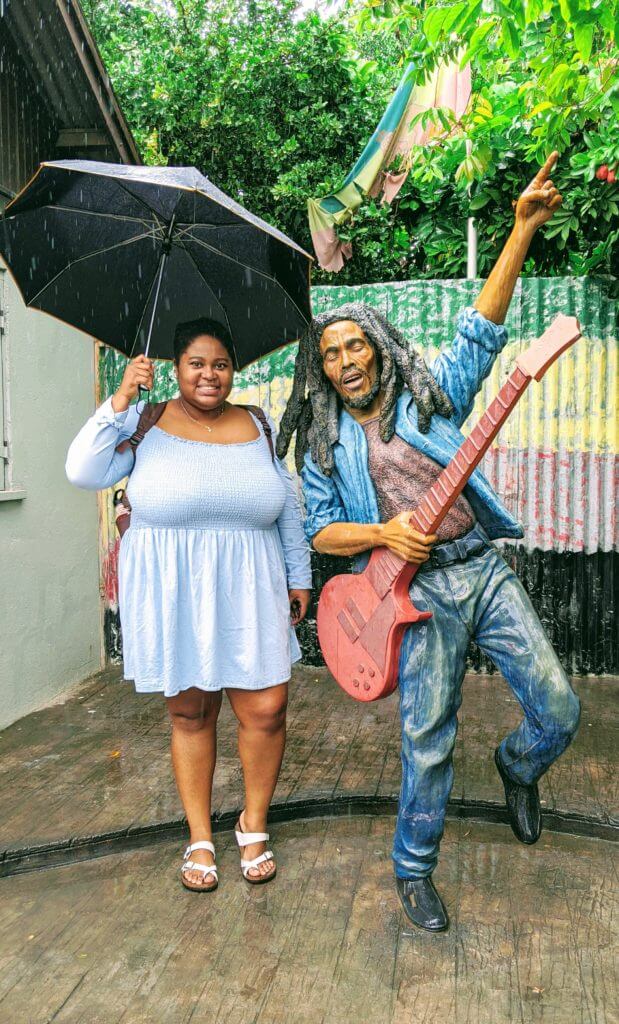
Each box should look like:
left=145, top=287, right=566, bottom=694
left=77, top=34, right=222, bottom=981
left=376, top=365, right=530, bottom=586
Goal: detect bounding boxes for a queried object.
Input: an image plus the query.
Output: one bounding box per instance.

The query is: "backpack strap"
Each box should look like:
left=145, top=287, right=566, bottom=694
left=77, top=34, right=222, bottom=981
left=241, top=405, right=275, bottom=462
left=115, top=401, right=168, bottom=455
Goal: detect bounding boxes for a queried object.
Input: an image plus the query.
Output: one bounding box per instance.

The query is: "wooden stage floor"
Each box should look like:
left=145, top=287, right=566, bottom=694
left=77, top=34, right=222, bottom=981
left=0, top=667, right=617, bottom=1022
left=0, top=666, right=616, bottom=865
left=1, top=817, right=616, bottom=1023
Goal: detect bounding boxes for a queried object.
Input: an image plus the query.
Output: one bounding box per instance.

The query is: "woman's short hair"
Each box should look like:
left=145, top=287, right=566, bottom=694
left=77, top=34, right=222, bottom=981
left=173, top=317, right=235, bottom=365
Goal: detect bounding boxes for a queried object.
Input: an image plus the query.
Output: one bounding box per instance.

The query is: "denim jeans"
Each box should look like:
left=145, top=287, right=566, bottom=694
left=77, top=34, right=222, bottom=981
left=392, top=544, right=581, bottom=879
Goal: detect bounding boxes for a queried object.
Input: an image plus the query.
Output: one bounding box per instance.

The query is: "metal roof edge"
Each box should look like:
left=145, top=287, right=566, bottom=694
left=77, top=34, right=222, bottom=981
left=54, top=0, right=141, bottom=166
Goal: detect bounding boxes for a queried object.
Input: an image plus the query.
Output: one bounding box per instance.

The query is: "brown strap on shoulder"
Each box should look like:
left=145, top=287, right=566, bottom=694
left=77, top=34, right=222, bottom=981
left=115, top=401, right=168, bottom=455
left=241, top=405, right=275, bottom=462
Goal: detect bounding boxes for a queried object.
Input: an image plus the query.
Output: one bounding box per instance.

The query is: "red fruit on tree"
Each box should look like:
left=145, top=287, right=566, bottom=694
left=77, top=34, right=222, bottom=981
left=596, top=165, right=609, bottom=180
left=607, top=169, right=616, bottom=184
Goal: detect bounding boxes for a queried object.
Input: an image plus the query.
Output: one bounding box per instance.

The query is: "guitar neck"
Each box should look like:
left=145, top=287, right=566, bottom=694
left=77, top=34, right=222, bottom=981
left=367, top=365, right=531, bottom=593
left=411, top=364, right=529, bottom=535
left=363, top=314, right=581, bottom=600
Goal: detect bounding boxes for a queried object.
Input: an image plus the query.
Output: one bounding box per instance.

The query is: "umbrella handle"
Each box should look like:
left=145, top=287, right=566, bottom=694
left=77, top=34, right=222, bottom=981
left=137, top=384, right=150, bottom=411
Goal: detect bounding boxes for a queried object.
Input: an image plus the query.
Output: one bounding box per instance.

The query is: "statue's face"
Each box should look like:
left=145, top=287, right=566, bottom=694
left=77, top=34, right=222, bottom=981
left=319, top=320, right=378, bottom=404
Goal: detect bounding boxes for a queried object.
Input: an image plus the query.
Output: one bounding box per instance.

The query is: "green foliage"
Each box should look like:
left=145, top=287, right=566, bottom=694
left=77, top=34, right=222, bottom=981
left=82, top=0, right=396, bottom=280
left=82, top=0, right=618, bottom=283
left=351, top=0, right=619, bottom=279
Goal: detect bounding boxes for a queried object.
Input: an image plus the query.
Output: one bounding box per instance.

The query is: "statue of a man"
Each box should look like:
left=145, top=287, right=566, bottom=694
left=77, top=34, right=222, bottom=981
left=278, top=154, right=580, bottom=933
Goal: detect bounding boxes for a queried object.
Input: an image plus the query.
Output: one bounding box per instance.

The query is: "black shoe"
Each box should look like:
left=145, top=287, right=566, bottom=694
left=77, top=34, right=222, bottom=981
left=494, top=747, right=542, bottom=845
left=395, top=875, right=449, bottom=932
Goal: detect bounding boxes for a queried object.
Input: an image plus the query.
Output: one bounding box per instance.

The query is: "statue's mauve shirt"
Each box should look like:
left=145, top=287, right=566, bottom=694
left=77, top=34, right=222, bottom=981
left=362, top=416, right=475, bottom=541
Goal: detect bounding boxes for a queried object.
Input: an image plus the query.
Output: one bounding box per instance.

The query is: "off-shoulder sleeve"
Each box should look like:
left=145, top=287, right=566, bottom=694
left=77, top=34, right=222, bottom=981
left=267, top=417, right=312, bottom=589
left=65, top=396, right=140, bottom=490
left=430, top=307, right=509, bottom=427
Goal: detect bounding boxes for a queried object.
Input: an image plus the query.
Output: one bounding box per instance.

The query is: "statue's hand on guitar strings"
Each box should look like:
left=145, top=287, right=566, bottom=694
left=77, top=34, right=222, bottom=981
left=380, top=511, right=437, bottom=564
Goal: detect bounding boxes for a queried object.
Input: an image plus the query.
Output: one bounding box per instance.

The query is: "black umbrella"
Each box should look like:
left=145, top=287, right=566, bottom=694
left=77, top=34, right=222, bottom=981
left=0, top=161, right=312, bottom=368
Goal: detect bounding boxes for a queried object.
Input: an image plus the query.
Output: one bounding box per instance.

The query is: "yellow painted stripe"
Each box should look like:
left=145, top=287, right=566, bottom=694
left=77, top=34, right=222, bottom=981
left=235, top=337, right=617, bottom=457
left=474, top=337, right=617, bottom=454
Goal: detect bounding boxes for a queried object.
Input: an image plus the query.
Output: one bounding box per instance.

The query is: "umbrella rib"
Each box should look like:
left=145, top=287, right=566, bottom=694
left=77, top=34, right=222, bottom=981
left=39, top=204, right=156, bottom=231
left=26, top=231, right=158, bottom=306
left=182, top=232, right=310, bottom=327
left=111, top=177, right=172, bottom=223
left=177, top=242, right=238, bottom=366
left=174, top=221, right=256, bottom=232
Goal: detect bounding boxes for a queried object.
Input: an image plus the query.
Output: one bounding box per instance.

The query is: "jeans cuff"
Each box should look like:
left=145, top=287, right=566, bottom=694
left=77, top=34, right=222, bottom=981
left=499, top=736, right=544, bottom=785
left=394, top=869, right=433, bottom=880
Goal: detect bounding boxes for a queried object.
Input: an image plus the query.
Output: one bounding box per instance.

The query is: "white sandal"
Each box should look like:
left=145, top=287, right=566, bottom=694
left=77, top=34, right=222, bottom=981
left=181, top=840, right=218, bottom=892
left=235, top=816, right=277, bottom=885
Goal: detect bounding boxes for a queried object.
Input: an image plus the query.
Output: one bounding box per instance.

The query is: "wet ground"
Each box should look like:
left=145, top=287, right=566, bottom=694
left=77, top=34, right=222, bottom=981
left=0, top=667, right=616, bottom=867
left=1, top=817, right=616, bottom=1023
left=0, top=667, right=617, bottom=1022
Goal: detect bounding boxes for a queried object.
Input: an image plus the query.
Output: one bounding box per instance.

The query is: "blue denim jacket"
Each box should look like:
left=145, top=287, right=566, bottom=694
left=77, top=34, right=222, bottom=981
left=301, top=307, right=524, bottom=544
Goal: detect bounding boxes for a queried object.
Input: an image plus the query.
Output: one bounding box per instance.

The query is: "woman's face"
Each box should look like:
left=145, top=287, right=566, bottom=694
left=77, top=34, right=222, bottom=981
left=175, top=335, right=234, bottom=409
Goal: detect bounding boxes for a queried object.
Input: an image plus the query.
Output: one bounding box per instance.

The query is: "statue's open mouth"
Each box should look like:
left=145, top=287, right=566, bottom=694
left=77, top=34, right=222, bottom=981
left=341, top=370, right=365, bottom=389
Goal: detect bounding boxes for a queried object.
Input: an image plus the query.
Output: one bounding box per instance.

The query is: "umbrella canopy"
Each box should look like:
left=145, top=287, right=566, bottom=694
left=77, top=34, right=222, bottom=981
left=0, top=161, right=312, bottom=368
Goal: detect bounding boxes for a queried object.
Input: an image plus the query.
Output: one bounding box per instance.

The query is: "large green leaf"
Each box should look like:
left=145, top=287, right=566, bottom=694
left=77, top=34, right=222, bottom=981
left=423, top=6, right=449, bottom=43
left=501, top=18, right=520, bottom=58
left=574, top=22, right=595, bottom=61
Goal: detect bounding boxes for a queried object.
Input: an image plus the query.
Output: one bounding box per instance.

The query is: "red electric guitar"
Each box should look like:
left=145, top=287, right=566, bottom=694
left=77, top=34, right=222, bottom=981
left=316, top=314, right=582, bottom=702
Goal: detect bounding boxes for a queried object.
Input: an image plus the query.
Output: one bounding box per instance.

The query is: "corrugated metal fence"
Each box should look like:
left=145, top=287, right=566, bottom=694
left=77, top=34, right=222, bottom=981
left=99, top=277, right=618, bottom=675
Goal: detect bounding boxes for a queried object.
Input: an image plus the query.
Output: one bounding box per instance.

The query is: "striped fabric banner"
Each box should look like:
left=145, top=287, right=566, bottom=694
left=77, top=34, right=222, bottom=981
left=308, top=60, right=471, bottom=271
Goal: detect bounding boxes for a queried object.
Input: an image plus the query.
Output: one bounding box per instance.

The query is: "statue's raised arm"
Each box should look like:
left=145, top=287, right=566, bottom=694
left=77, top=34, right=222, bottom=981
left=475, top=151, right=562, bottom=325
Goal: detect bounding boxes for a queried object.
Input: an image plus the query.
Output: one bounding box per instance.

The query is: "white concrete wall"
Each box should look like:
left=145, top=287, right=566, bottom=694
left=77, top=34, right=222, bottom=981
left=0, top=262, right=102, bottom=728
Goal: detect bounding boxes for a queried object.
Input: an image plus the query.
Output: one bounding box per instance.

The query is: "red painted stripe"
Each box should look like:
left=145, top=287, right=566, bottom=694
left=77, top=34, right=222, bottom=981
left=480, top=448, right=617, bottom=554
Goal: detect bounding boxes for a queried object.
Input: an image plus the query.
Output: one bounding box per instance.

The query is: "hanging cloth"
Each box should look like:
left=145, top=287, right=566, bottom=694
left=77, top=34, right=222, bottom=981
left=308, top=60, right=471, bottom=272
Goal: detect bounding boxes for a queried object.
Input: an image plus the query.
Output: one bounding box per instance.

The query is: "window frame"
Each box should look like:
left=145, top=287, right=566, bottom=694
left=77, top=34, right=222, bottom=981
left=0, top=267, right=26, bottom=502
left=0, top=267, right=7, bottom=490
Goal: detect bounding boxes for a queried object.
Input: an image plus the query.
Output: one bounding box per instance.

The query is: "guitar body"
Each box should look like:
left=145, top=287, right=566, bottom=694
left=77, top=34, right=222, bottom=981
left=316, top=549, right=432, bottom=702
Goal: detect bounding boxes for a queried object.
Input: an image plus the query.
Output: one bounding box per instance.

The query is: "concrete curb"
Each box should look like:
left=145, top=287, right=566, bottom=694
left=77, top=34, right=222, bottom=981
left=1, top=795, right=616, bottom=878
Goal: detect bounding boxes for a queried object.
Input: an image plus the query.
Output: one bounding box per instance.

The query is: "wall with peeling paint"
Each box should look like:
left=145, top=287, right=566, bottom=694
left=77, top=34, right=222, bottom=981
left=99, top=277, right=617, bottom=676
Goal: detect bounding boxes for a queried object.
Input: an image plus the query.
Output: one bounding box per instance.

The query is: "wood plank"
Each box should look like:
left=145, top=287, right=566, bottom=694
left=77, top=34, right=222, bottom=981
left=0, top=818, right=615, bottom=1023
left=0, top=669, right=616, bottom=860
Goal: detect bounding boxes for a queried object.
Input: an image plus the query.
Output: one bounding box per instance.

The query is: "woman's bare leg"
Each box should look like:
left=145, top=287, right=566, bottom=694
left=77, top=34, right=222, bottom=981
left=226, top=682, right=288, bottom=879
left=166, top=688, right=222, bottom=885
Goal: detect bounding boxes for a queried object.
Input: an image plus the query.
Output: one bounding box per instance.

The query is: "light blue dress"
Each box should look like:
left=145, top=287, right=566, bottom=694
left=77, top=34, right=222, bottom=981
left=66, top=397, right=312, bottom=696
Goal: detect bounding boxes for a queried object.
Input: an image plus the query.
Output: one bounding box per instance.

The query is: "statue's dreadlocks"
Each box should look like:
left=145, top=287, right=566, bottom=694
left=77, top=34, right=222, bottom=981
left=276, top=302, right=454, bottom=476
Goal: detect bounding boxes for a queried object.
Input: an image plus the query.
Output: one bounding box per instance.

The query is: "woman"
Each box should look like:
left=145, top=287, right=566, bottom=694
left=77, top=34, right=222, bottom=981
left=67, top=317, right=312, bottom=891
